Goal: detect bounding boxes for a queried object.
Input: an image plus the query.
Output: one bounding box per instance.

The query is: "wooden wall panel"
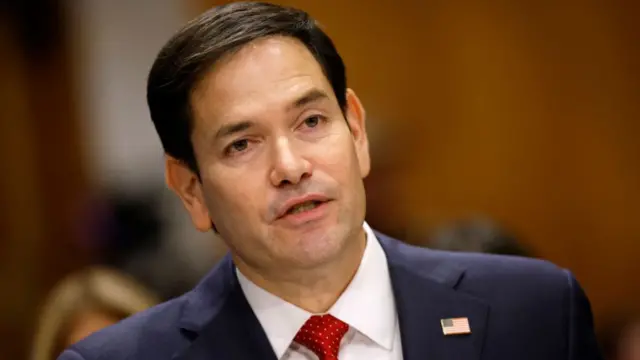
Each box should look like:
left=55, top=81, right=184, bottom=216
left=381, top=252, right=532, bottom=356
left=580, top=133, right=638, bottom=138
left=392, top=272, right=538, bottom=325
left=0, top=15, right=47, bottom=358
left=0, top=1, right=89, bottom=357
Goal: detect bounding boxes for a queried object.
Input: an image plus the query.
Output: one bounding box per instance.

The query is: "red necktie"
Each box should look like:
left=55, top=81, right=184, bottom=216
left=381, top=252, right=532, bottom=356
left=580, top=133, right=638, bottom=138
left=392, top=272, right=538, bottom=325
left=294, top=314, right=349, bottom=360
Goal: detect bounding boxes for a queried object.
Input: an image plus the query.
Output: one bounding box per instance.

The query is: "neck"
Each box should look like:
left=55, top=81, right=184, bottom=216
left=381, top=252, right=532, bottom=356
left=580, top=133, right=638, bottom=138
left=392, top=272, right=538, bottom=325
left=235, top=228, right=367, bottom=313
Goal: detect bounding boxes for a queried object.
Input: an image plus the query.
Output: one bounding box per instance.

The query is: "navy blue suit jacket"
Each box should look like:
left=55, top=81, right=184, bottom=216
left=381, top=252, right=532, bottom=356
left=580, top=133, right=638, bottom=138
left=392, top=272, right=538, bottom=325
left=58, top=232, right=603, bottom=359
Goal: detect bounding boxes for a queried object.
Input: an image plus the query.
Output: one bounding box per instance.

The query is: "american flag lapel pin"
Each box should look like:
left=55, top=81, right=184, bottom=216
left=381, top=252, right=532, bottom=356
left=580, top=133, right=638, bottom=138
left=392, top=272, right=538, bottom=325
left=441, top=317, right=471, bottom=335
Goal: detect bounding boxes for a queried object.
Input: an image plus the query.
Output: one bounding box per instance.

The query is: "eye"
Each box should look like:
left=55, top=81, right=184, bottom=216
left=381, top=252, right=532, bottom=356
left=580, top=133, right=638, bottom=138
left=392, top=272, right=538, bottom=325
left=301, top=115, right=326, bottom=130
left=226, top=139, right=249, bottom=155
left=304, top=115, right=320, bottom=128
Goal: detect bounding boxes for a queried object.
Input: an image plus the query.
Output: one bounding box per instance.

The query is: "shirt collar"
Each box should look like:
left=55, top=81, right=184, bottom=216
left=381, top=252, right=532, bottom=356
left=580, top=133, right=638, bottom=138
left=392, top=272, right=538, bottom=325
left=329, top=222, right=396, bottom=350
left=236, top=267, right=310, bottom=358
left=236, top=222, right=396, bottom=358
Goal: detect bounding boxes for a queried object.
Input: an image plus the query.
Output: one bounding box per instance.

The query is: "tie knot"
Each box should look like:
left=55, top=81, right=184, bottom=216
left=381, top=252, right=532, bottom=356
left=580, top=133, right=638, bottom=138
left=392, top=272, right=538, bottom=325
left=294, top=314, right=349, bottom=360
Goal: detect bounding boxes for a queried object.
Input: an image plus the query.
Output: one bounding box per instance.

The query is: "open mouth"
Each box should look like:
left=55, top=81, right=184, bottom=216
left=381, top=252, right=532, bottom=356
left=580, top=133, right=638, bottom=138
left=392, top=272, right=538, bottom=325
left=285, top=200, right=324, bottom=215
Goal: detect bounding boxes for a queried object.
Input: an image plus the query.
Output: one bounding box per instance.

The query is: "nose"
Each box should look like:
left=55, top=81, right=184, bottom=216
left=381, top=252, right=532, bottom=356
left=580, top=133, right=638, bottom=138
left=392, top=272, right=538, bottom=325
left=269, top=136, right=312, bottom=187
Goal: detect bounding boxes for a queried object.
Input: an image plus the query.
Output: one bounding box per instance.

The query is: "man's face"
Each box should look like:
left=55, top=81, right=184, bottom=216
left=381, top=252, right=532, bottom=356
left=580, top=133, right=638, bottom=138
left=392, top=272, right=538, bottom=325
left=172, top=36, right=370, bottom=275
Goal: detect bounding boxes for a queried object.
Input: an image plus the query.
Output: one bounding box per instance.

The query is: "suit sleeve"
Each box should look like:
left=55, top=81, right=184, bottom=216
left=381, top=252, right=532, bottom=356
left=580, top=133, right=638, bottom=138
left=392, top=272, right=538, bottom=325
left=57, top=349, right=86, bottom=360
left=565, top=270, right=603, bottom=360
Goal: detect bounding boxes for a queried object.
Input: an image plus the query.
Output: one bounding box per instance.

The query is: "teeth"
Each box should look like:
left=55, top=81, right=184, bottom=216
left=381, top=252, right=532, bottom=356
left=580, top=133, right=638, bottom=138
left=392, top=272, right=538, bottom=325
left=289, top=201, right=318, bottom=214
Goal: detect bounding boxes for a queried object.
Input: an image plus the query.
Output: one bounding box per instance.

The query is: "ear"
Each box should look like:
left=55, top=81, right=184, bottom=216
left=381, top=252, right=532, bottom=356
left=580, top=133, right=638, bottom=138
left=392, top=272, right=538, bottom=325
left=345, top=88, right=370, bottom=178
left=165, top=156, right=212, bottom=232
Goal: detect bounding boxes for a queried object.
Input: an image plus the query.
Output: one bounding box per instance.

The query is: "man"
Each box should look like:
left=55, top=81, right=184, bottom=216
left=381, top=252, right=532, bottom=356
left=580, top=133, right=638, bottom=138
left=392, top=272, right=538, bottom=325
left=58, top=2, right=602, bottom=359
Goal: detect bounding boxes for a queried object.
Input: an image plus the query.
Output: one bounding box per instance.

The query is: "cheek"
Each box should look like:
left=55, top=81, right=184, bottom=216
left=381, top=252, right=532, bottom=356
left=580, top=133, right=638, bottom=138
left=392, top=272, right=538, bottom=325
left=205, top=170, right=265, bottom=221
left=311, top=131, right=360, bottom=176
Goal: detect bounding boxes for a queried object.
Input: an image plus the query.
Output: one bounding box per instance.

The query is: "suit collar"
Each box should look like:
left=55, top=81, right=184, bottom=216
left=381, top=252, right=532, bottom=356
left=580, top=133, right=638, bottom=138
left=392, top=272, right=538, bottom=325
left=377, top=232, right=489, bottom=360
left=176, top=254, right=234, bottom=332
left=173, top=254, right=276, bottom=360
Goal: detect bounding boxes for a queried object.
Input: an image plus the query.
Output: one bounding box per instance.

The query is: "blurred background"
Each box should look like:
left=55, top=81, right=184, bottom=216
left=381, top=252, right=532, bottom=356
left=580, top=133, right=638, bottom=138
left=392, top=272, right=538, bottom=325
left=0, top=0, right=638, bottom=358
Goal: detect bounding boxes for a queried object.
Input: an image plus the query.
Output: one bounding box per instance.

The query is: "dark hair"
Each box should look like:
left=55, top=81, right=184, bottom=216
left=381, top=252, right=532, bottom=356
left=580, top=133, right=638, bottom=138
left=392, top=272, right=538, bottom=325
left=146, top=2, right=347, bottom=175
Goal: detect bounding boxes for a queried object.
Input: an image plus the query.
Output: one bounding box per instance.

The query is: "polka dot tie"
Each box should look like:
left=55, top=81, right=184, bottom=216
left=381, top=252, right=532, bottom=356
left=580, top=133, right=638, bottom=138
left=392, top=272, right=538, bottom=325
left=294, top=314, right=349, bottom=360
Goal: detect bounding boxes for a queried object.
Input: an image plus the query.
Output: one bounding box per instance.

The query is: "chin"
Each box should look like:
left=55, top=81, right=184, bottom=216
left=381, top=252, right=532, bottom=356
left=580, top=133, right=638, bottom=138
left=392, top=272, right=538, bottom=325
left=289, top=222, right=353, bottom=267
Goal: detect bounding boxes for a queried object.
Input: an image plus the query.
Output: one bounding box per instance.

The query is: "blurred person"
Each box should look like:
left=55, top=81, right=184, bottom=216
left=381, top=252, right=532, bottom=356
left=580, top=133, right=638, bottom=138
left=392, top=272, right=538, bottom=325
left=599, top=314, right=640, bottom=360
left=109, top=188, right=226, bottom=300
left=31, top=267, right=158, bottom=360
left=426, top=217, right=534, bottom=257
left=59, top=2, right=602, bottom=360
left=81, top=188, right=220, bottom=300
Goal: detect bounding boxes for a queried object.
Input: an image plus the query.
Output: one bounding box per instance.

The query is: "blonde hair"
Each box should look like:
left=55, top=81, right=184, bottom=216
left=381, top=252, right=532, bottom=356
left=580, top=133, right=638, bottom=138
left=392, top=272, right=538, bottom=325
left=31, top=266, right=159, bottom=360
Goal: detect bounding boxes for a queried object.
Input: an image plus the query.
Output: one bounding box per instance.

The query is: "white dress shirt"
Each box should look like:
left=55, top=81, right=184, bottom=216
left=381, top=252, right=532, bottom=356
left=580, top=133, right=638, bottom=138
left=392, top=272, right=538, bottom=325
left=236, top=222, right=404, bottom=360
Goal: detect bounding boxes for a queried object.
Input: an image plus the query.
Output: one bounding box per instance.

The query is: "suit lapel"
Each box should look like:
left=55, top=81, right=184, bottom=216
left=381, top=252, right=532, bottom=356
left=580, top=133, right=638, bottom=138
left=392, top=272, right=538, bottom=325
left=173, top=255, right=277, bottom=360
left=378, top=234, right=490, bottom=360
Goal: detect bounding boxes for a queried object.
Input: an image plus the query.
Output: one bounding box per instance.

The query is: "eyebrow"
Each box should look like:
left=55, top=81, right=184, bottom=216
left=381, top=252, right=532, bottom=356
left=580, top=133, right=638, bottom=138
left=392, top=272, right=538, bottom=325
left=288, top=88, right=331, bottom=111
left=213, top=121, right=254, bottom=141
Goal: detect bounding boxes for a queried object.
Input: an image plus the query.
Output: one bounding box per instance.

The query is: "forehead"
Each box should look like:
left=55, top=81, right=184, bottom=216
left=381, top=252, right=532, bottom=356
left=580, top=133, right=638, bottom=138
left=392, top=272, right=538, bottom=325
left=191, top=36, right=334, bottom=130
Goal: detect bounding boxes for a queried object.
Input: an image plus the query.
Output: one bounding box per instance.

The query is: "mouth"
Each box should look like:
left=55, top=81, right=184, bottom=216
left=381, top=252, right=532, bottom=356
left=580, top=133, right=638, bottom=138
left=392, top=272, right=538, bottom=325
left=274, top=195, right=332, bottom=226
left=275, top=194, right=332, bottom=221
left=285, top=200, right=324, bottom=216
